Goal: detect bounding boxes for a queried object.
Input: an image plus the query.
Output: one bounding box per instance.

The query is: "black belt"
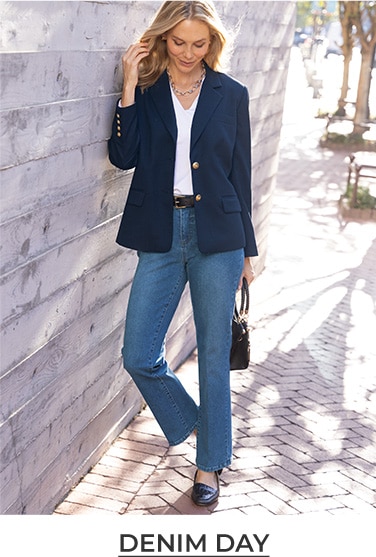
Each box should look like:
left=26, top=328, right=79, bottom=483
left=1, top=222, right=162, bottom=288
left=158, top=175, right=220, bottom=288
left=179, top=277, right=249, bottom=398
left=173, top=195, right=195, bottom=208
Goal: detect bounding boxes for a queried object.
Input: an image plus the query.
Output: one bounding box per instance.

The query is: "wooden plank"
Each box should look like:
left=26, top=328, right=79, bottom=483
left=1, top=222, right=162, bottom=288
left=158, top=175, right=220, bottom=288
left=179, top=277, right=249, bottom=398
left=0, top=143, right=132, bottom=221
left=0, top=459, right=22, bottom=514
left=38, top=383, right=140, bottom=514
left=0, top=325, right=125, bottom=470
left=1, top=95, right=117, bottom=169
left=0, top=51, right=123, bottom=109
left=0, top=1, right=160, bottom=53
left=0, top=174, right=130, bottom=275
left=1, top=217, right=122, bottom=327
left=1, top=341, right=130, bottom=471
left=1, top=278, right=84, bottom=376
left=2, top=381, right=142, bottom=514
left=0, top=284, right=131, bottom=420
left=80, top=246, right=138, bottom=312
left=1, top=358, right=129, bottom=505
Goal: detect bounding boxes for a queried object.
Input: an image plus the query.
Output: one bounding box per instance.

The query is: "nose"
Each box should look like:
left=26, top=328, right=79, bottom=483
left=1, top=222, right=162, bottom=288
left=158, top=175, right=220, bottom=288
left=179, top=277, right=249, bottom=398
left=183, top=45, right=194, bottom=59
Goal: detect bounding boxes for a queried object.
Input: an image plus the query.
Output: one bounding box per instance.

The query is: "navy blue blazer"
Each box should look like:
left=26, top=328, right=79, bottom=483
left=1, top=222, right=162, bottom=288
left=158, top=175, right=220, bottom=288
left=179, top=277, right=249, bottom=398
left=108, top=64, right=258, bottom=257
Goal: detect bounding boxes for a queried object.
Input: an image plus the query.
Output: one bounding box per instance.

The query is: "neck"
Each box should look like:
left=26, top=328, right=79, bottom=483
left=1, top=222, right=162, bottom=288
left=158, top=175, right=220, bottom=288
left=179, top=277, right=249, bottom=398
left=167, top=63, right=206, bottom=97
left=167, top=61, right=205, bottom=86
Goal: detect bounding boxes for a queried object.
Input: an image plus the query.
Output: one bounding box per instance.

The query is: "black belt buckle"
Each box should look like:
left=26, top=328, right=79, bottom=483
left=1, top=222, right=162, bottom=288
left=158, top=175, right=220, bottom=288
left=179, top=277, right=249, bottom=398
left=173, top=195, right=194, bottom=208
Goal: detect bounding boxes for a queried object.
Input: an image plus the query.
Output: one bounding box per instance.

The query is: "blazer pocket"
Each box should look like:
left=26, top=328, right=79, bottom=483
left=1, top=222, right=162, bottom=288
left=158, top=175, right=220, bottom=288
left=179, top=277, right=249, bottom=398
left=127, top=189, right=145, bottom=206
left=222, top=195, right=241, bottom=213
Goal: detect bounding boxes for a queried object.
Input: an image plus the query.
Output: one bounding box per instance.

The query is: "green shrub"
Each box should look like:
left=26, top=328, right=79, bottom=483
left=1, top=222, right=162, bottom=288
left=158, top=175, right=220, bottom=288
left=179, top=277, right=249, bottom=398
left=327, top=132, right=365, bottom=145
left=345, top=183, right=376, bottom=209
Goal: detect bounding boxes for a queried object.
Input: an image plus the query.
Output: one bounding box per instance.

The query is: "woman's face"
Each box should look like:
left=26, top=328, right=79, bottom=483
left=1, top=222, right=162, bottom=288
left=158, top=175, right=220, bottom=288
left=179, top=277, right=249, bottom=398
left=165, top=19, right=211, bottom=75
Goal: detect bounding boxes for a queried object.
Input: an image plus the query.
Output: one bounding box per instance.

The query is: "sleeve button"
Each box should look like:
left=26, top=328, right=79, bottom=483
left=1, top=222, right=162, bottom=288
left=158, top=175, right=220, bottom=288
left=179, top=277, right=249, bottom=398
left=195, top=194, right=202, bottom=202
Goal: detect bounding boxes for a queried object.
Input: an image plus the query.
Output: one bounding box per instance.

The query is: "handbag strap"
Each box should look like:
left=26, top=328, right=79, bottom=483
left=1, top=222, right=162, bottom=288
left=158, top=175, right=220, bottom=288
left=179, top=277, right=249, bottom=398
left=235, top=277, right=249, bottom=317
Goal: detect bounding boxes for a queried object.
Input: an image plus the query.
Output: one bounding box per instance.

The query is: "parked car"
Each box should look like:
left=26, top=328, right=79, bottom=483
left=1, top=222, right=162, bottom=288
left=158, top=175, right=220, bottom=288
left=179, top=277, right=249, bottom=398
left=294, top=29, right=309, bottom=46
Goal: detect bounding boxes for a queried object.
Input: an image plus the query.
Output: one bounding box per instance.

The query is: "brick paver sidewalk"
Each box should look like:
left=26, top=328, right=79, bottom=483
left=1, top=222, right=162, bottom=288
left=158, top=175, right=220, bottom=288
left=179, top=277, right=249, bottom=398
left=54, top=55, right=376, bottom=517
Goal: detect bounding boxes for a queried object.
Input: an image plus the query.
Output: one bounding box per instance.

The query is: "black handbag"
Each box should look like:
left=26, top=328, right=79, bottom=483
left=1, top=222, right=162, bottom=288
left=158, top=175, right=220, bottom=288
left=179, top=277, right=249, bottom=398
left=230, top=278, right=250, bottom=370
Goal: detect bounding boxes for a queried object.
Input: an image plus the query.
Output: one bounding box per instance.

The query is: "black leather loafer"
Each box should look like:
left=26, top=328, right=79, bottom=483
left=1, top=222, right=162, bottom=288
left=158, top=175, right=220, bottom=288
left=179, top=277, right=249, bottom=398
left=191, top=470, right=221, bottom=506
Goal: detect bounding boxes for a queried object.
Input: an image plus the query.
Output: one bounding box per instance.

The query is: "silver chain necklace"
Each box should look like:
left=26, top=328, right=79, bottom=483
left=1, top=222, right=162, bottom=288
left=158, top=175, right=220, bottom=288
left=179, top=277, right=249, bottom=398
left=167, top=62, right=206, bottom=96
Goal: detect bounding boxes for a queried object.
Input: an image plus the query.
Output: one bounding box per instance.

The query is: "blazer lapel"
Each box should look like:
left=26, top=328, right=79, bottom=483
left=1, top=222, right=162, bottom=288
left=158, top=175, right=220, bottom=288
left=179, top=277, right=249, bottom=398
left=148, top=66, right=223, bottom=146
left=191, top=66, right=223, bottom=148
left=149, top=71, right=177, bottom=142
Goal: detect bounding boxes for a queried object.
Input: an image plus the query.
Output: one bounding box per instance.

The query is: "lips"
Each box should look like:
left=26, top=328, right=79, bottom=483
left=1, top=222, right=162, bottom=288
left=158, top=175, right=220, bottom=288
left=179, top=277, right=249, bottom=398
left=178, top=60, right=196, bottom=67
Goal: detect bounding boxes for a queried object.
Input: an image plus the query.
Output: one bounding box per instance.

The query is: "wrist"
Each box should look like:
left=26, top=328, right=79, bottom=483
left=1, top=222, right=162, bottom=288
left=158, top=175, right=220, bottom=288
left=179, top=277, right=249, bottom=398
left=121, top=93, right=135, bottom=107
left=121, top=84, right=136, bottom=107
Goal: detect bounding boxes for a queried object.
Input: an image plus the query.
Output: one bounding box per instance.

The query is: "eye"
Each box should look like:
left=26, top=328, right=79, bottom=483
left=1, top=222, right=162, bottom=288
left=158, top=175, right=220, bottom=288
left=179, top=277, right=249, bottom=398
left=173, top=39, right=184, bottom=46
left=194, top=43, right=206, bottom=48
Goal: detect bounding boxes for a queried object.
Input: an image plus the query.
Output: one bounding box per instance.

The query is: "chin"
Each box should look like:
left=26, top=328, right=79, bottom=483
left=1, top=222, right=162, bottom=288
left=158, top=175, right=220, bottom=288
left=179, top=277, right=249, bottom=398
left=179, top=60, right=200, bottom=70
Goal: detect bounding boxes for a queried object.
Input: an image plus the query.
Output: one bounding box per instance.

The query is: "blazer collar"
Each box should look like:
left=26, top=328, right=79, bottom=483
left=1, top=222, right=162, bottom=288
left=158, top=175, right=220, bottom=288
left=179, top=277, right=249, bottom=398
left=149, top=71, right=177, bottom=141
left=149, top=63, right=223, bottom=146
left=192, top=63, right=223, bottom=147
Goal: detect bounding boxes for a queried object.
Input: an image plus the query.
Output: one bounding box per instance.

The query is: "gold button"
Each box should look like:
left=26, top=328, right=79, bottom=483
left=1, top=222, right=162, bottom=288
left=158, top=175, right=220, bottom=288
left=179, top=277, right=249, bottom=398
left=116, top=113, right=120, bottom=118
left=117, top=125, right=121, bottom=131
left=192, top=161, right=200, bottom=169
left=117, top=132, right=121, bottom=137
left=195, top=194, right=201, bottom=202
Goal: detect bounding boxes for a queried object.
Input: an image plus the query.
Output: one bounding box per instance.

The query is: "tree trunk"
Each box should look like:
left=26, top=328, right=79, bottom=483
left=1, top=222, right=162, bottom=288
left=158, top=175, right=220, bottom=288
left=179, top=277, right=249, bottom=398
left=337, top=48, right=352, bottom=117
left=351, top=2, right=376, bottom=136
left=352, top=47, right=374, bottom=135
left=336, top=1, right=356, bottom=117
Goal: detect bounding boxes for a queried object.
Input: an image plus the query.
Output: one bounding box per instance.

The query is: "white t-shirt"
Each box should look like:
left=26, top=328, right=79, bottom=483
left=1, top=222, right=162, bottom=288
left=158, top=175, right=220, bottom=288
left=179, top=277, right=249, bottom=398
left=118, top=85, right=201, bottom=196
left=170, top=88, right=199, bottom=196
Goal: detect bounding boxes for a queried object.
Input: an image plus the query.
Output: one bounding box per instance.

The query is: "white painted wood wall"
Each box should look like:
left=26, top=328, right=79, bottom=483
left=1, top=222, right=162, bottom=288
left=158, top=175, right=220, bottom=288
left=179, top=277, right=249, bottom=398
left=0, top=1, right=295, bottom=514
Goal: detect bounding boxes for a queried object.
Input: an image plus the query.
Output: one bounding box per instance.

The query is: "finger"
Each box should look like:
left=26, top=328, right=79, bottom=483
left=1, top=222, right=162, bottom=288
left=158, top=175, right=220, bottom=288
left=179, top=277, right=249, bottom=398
left=247, top=272, right=255, bottom=285
left=122, top=48, right=150, bottom=75
left=242, top=270, right=255, bottom=287
left=124, top=42, right=150, bottom=60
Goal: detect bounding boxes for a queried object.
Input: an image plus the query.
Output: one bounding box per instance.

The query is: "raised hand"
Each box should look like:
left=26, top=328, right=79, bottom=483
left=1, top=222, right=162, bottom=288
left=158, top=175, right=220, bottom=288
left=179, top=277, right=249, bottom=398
left=121, top=42, right=150, bottom=106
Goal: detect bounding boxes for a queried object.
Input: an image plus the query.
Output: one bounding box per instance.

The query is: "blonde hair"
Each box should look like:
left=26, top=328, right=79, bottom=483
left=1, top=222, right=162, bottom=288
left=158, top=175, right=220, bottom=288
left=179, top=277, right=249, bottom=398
left=137, top=1, right=229, bottom=90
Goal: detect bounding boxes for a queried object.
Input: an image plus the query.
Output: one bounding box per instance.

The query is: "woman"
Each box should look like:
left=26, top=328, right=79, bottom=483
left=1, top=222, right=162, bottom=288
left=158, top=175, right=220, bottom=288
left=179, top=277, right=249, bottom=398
left=108, top=0, right=257, bottom=506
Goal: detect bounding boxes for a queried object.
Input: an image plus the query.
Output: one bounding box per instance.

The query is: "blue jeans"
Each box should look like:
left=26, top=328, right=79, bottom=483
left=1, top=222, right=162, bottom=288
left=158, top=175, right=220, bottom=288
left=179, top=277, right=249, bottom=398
left=122, top=207, right=244, bottom=471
